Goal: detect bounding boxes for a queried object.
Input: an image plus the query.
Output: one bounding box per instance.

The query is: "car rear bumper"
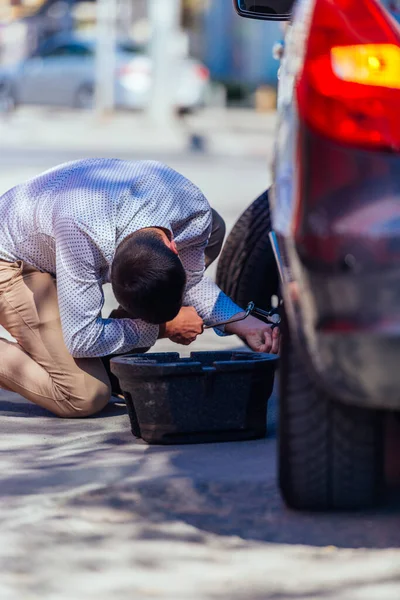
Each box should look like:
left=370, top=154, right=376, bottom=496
left=277, top=128, right=400, bottom=410
left=301, top=266, right=400, bottom=410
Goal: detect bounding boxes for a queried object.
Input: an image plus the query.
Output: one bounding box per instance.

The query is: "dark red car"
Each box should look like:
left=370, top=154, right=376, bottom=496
left=217, top=0, right=400, bottom=510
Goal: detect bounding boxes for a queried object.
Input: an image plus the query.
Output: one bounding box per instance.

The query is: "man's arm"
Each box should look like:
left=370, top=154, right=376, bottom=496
left=179, top=242, right=243, bottom=330
left=179, top=243, right=280, bottom=354
left=55, top=219, right=159, bottom=358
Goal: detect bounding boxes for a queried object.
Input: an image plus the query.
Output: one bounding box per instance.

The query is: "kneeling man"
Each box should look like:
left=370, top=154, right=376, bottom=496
left=0, top=159, right=279, bottom=417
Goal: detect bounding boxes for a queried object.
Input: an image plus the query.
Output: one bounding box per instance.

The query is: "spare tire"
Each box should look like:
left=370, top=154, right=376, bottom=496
left=216, top=190, right=279, bottom=310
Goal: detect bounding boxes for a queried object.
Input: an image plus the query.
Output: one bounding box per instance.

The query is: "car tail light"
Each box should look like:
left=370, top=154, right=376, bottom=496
left=290, top=0, right=400, bottom=269
left=296, top=0, right=400, bottom=151
left=195, top=64, right=210, bottom=81
left=117, top=63, right=151, bottom=78
left=331, top=44, right=400, bottom=89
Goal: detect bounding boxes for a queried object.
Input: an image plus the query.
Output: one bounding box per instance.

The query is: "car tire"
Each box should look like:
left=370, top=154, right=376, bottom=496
left=279, top=318, right=385, bottom=511
left=216, top=190, right=279, bottom=310
left=75, top=84, right=94, bottom=110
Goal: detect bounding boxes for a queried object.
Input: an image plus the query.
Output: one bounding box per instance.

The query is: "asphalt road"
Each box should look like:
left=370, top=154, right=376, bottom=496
left=0, top=147, right=399, bottom=600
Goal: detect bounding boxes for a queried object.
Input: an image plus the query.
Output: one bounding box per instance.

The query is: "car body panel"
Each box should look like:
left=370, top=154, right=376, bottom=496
left=17, top=55, right=93, bottom=106
left=269, top=0, right=400, bottom=409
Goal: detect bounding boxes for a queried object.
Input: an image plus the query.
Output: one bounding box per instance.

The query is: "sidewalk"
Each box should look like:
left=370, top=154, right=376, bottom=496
left=0, top=107, right=277, bottom=158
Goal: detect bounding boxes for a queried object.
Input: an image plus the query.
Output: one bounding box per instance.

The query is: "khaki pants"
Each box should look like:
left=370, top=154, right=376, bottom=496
left=0, top=209, right=226, bottom=418
left=0, top=259, right=111, bottom=417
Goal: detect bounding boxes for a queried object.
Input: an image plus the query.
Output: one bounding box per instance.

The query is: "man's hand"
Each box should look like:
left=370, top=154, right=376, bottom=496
left=225, top=314, right=280, bottom=354
left=161, top=306, right=204, bottom=346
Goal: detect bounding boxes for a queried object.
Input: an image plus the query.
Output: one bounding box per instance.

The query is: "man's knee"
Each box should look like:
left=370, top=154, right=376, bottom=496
left=55, top=379, right=111, bottom=418
left=205, top=209, right=226, bottom=268
left=211, top=209, right=226, bottom=252
left=80, top=381, right=111, bottom=417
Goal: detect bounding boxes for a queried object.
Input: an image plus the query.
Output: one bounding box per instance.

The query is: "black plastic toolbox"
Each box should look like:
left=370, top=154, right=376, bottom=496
left=110, top=351, right=278, bottom=445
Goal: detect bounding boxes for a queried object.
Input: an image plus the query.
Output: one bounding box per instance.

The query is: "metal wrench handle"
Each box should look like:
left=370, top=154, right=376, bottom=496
left=203, top=302, right=255, bottom=330
left=251, top=305, right=281, bottom=325
left=204, top=301, right=281, bottom=330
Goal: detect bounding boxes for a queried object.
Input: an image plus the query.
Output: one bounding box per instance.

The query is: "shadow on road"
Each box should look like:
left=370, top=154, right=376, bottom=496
left=111, top=461, right=400, bottom=551
left=1, top=390, right=399, bottom=553
left=212, top=574, right=400, bottom=600
left=69, top=413, right=400, bottom=552
left=0, top=396, right=127, bottom=419
left=71, top=389, right=400, bottom=551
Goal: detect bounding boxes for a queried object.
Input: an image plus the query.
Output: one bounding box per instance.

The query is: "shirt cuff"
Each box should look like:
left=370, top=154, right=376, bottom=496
left=214, top=324, right=230, bottom=337
left=209, top=296, right=244, bottom=337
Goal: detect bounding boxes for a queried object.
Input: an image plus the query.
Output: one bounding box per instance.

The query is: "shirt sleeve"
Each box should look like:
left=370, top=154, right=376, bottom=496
left=55, top=219, right=159, bottom=358
left=179, top=241, right=244, bottom=335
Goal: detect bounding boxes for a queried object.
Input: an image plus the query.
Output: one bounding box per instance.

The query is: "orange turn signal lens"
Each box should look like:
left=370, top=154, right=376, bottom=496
left=331, top=44, right=400, bottom=89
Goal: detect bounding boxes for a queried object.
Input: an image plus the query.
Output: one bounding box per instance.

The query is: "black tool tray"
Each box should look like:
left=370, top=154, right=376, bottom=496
left=110, top=351, right=278, bottom=445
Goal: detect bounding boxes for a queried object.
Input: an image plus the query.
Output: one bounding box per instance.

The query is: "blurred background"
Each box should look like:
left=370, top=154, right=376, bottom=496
left=0, top=0, right=282, bottom=116
left=0, top=0, right=281, bottom=348
left=0, top=0, right=282, bottom=215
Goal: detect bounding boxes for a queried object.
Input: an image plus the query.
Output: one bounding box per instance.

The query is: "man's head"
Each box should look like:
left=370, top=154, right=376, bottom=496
left=111, top=228, right=186, bottom=324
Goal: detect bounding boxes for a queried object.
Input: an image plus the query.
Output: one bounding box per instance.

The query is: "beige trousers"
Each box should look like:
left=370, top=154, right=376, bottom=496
left=0, top=260, right=111, bottom=417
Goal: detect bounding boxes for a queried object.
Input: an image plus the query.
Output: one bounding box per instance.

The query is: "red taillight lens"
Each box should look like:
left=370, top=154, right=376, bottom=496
left=195, top=64, right=210, bottom=81
left=297, top=0, right=400, bottom=151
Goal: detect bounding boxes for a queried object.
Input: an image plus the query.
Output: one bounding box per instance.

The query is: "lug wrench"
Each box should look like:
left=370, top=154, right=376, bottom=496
left=204, top=301, right=281, bottom=330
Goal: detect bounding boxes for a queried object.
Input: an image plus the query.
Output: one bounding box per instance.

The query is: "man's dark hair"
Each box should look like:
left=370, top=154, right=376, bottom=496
left=111, top=229, right=187, bottom=324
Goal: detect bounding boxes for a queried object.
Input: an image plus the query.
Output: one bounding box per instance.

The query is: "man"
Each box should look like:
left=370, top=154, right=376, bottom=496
left=0, top=158, right=279, bottom=418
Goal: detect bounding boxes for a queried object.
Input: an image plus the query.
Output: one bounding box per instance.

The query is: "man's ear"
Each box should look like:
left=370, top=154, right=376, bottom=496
left=169, top=239, right=179, bottom=255
left=157, top=227, right=178, bottom=255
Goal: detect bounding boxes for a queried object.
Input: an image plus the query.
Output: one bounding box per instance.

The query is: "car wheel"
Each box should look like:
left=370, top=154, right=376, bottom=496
left=75, top=84, right=94, bottom=110
left=279, top=318, right=385, bottom=510
left=216, top=189, right=279, bottom=311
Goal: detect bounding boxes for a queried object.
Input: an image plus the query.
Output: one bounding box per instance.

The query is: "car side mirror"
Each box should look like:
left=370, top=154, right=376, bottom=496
left=233, top=0, right=294, bottom=21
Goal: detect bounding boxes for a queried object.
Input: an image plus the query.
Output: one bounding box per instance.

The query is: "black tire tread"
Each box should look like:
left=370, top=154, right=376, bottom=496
left=216, top=190, right=279, bottom=310
left=279, top=323, right=384, bottom=511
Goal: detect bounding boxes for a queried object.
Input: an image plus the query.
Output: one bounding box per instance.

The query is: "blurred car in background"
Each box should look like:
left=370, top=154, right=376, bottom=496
left=0, top=33, right=210, bottom=113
